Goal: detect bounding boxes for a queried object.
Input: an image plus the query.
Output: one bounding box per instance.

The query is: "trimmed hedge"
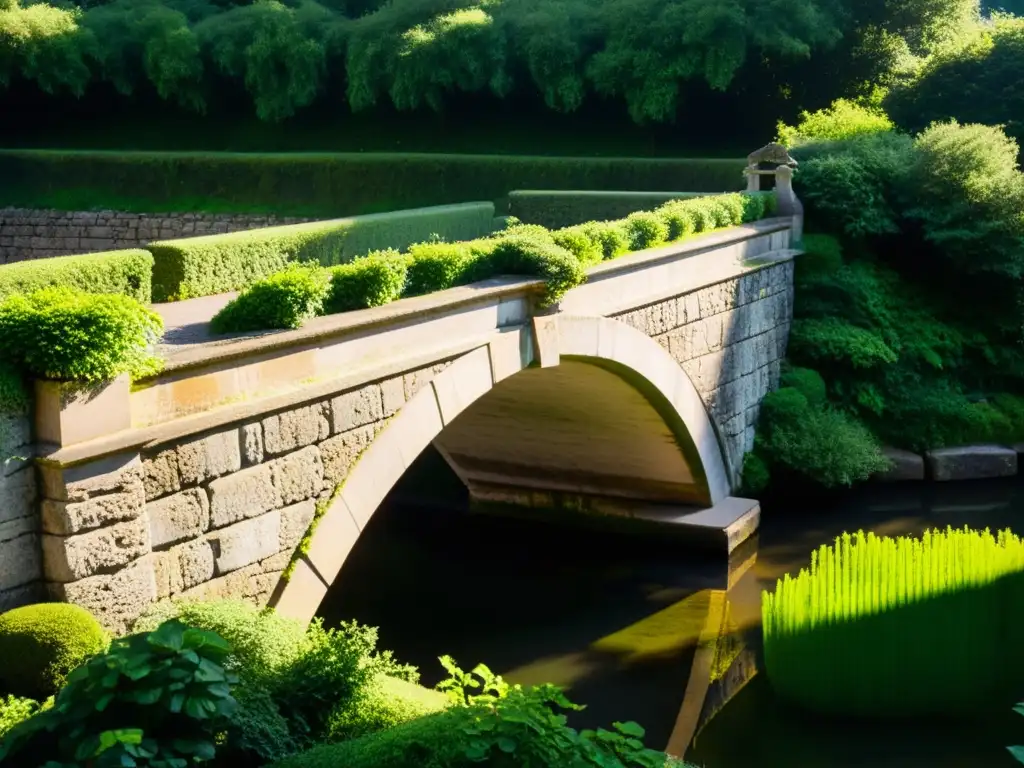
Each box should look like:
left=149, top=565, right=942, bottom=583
left=147, top=203, right=497, bottom=301
left=0, top=604, right=108, bottom=699
left=0, top=287, right=164, bottom=382
left=0, top=151, right=747, bottom=218
left=213, top=191, right=776, bottom=331
left=509, top=190, right=705, bottom=229
left=0, top=249, right=153, bottom=303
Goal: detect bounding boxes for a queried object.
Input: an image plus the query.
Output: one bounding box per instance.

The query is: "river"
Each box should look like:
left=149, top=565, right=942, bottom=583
left=317, top=446, right=1024, bottom=767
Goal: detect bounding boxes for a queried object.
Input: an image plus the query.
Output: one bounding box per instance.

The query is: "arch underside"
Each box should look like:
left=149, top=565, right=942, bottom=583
left=271, top=314, right=745, bottom=624
left=434, top=359, right=709, bottom=507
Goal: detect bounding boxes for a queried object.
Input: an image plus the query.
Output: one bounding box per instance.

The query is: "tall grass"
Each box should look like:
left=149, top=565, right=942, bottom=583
left=762, top=526, right=1024, bottom=717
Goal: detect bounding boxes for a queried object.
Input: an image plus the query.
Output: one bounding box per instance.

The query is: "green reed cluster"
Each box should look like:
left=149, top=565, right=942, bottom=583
left=762, top=526, right=1024, bottom=717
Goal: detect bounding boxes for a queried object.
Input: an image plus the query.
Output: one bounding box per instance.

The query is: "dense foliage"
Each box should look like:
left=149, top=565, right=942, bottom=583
left=0, top=619, right=239, bottom=766
left=0, top=0, right=984, bottom=127
left=272, top=657, right=692, bottom=768
left=0, top=601, right=683, bottom=768
left=747, top=105, right=1024, bottom=491
left=0, top=286, right=163, bottom=382
left=763, top=526, right=1024, bottom=716
left=211, top=191, right=772, bottom=331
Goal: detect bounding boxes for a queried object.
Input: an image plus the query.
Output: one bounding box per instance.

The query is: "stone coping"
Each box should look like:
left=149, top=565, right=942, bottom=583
left=153, top=217, right=793, bottom=377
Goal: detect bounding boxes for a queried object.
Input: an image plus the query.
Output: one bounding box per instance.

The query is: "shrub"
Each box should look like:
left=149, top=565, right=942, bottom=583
left=0, top=249, right=153, bottom=302
left=211, top=265, right=330, bottom=333
left=763, top=526, right=1024, bottom=716
left=623, top=211, right=668, bottom=251
left=0, top=151, right=749, bottom=218
left=0, top=287, right=163, bottom=381
left=403, top=241, right=487, bottom=296
left=326, top=674, right=451, bottom=742
left=324, top=250, right=409, bottom=314
left=147, top=203, right=496, bottom=301
left=797, top=233, right=844, bottom=280
left=740, top=451, right=771, bottom=496
left=780, top=366, right=827, bottom=406
left=271, top=658, right=688, bottom=768
left=904, top=120, right=1024, bottom=279
left=0, top=696, right=42, bottom=739
left=507, top=190, right=703, bottom=229
left=778, top=98, right=895, bottom=147
left=472, top=234, right=586, bottom=307
left=551, top=225, right=605, bottom=265
left=657, top=200, right=698, bottom=241
left=755, top=387, right=890, bottom=488
left=0, top=604, right=108, bottom=699
left=579, top=220, right=629, bottom=260
left=0, top=619, right=238, bottom=767
left=793, top=131, right=916, bottom=238
left=740, top=191, right=769, bottom=223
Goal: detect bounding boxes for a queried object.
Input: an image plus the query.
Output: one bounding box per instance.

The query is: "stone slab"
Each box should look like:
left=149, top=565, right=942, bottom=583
left=874, top=447, right=925, bottom=482
left=926, top=445, right=1018, bottom=482
left=628, top=497, right=761, bottom=555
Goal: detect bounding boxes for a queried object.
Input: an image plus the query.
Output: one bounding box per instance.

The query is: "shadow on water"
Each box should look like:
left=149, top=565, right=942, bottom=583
left=317, top=448, right=1024, bottom=767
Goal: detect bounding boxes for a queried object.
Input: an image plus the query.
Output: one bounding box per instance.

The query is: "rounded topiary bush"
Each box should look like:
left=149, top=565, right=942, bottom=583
left=0, top=604, right=108, bottom=698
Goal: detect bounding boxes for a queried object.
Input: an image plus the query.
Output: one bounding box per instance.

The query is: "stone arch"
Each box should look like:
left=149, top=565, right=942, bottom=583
left=270, top=314, right=731, bottom=624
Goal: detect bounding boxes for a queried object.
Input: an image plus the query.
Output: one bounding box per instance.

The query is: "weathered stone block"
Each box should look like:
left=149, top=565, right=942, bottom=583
left=263, top=404, right=330, bottom=456
left=279, top=500, right=317, bottom=551
left=0, top=533, right=41, bottom=591
left=212, top=511, right=283, bottom=574
left=269, top=446, right=324, bottom=505
left=320, top=425, right=375, bottom=487
left=52, top=558, right=157, bottom=634
left=42, top=516, right=151, bottom=582
left=152, top=538, right=215, bottom=599
left=242, top=423, right=264, bottom=466
left=381, top=377, right=406, bottom=416
left=0, top=581, right=45, bottom=613
left=331, top=386, right=384, bottom=434
left=149, top=489, right=211, bottom=548
left=926, top=445, right=1018, bottom=482
left=41, top=481, right=145, bottom=535
left=208, top=464, right=281, bottom=528
left=40, top=452, right=142, bottom=503
left=143, top=449, right=181, bottom=501
left=0, top=467, right=36, bottom=525
left=35, top=375, right=131, bottom=447
left=177, top=429, right=241, bottom=486
left=875, top=448, right=925, bottom=482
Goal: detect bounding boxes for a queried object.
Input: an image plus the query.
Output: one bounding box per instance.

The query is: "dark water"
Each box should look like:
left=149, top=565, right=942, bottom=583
left=318, top=447, right=1024, bottom=767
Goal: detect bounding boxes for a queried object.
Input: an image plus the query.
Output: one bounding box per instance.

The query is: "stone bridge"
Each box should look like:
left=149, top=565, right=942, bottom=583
left=2, top=217, right=798, bottom=632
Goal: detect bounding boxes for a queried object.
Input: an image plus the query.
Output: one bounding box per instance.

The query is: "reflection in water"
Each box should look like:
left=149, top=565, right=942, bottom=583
left=317, top=448, right=1024, bottom=768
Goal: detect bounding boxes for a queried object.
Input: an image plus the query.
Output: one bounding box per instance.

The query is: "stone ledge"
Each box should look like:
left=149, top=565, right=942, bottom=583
left=926, top=445, right=1018, bottom=482
left=875, top=447, right=925, bottom=482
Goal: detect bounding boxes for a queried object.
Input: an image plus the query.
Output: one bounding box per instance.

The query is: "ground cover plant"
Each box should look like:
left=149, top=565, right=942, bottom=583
left=210, top=191, right=776, bottom=333
left=763, top=526, right=1024, bottom=717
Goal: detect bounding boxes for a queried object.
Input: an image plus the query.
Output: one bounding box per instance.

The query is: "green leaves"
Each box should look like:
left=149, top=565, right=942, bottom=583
left=0, top=619, right=238, bottom=767
left=0, top=286, right=163, bottom=383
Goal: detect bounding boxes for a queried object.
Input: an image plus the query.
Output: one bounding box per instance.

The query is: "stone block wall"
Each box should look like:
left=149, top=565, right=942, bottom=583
left=613, top=259, right=794, bottom=482
left=36, top=360, right=451, bottom=634
left=1, top=408, right=42, bottom=612
left=0, top=208, right=317, bottom=263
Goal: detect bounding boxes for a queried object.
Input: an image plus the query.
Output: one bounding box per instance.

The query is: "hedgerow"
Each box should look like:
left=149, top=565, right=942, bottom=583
left=0, top=286, right=163, bottom=382
left=211, top=191, right=775, bottom=330
left=0, top=249, right=153, bottom=302
left=0, top=151, right=748, bottom=218
left=148, top=203, right=497, bottom=301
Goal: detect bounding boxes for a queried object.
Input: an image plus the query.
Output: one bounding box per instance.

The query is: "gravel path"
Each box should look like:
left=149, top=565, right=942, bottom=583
left=153, top=292, right=237, bottom=356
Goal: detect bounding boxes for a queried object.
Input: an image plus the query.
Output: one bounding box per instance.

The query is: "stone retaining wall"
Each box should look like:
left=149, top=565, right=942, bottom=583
left=613, top=259, right=793, bottom=481
left=1, top=409, right=41, bottom=612
left=0, top=208, right=317, bottom=263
